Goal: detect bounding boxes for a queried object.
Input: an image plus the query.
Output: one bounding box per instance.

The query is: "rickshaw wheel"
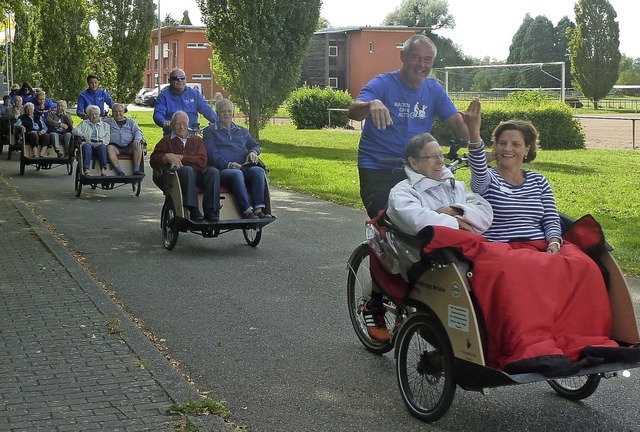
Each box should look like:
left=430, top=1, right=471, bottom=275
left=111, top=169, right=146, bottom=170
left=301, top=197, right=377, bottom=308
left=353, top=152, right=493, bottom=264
left=548, top=374, right=601, bottom=400
left=67, top=162, right=73, bottom=175
left=242, top=227, right=262, bottom=247
left=19, top=154, right=25, bottom=175
left=346, top=242, right=395, bottom=355
left=74, top=168, right=82, bottom=197
left=161, top=198, right=179, bottom=250
left=133, top=180, right=141, bottom=197
left=395, top=313, right=456, bottom=423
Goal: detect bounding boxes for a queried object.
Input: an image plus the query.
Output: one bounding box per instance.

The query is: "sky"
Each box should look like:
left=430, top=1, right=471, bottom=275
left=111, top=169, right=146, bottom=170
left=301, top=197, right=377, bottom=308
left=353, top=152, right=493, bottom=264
left=158, top=0, right=639, bottom=61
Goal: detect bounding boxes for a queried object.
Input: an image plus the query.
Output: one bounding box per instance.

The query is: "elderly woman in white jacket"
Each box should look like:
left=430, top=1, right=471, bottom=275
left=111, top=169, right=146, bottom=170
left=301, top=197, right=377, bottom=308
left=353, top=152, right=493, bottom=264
left=72, top=104, right=110, bottom=176
left=387, top=133, right=493, bottom=236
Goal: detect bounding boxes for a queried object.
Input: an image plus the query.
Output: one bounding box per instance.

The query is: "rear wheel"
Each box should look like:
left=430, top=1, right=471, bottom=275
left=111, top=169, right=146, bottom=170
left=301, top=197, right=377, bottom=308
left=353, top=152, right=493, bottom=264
left=161, top=198, right=179, bottom=250
left=548, top=375, right=600, bottom=400
left=74, top=166, right=82, bottom=197
left=19, top=154, right=25, bottom=175
left=242, top=226, right=262, bottom=246
left=346, top=243, right=396, bottom=355
left=395, top=313, right=456, bottom=423
left=133, top=180, right=142, bottom=196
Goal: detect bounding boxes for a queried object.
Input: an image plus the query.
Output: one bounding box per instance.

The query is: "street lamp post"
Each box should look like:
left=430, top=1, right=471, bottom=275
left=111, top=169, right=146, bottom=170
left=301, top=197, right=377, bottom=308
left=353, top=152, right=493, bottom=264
left=157, top=0, right=162, bottom=93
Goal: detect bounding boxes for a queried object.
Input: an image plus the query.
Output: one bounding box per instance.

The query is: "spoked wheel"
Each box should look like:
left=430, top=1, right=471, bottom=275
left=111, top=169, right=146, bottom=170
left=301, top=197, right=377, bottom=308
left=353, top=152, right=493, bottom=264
left=548, top=375, right=601, bottom=401
left=347, top=242, right=397, bottom=355
left=242, top=226, right=262, bottom=246
left=66, top=162, right=73, bottom=175
left=74, top=166, right=82, bottom=197
left=395, top=313, right=456, bottom=423
left=161, top=198, right=179, bottom=250
left=19, top=154, right=25, bottom=175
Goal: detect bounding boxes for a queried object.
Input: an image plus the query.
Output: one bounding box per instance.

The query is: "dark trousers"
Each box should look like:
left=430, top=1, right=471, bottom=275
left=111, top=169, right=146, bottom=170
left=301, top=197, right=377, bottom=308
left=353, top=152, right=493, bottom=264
left=177, top=166, right=220, bottom=215
left=358, top=167, right=407, bottom=218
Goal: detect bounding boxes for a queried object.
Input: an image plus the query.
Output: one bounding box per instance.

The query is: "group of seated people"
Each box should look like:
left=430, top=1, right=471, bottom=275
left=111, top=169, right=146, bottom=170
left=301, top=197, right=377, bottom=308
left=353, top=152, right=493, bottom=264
left=361, top=98, right=640, bottom=375
left=150, top=97, right=271, bottom=222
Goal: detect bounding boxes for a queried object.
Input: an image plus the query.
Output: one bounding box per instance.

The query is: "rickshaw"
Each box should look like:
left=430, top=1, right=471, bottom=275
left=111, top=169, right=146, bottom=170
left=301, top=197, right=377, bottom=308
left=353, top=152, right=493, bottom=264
left=19, top=130, right=74, bottom=176
left=74, top=137, right=146, bottom=197
left=154, top=167, right=276, bottom=250
left=346, top=147, right=640, bottom=423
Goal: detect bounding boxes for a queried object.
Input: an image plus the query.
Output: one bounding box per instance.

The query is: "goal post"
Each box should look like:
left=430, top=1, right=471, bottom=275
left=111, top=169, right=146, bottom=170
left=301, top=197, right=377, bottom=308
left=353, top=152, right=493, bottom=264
left=431, top=62, right=567, bottom=103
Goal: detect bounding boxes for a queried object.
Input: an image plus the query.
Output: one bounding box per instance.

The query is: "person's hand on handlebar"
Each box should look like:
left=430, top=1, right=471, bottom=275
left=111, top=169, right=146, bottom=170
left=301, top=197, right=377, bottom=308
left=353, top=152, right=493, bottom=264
left=368, top=99, right=393, bottom=130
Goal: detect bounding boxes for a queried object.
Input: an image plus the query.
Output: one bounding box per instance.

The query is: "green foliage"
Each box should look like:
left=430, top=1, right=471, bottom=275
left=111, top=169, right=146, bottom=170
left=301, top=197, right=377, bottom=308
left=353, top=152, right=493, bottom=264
left=92, top=0, right=156, bottom=103
left=286, top=86, right=353, bottom=129
left=167, top=397, right=229, bottom=418
left=383, top=0, right=454, bottom=30
left=569, top=0, right=621, bottom=106
left=37, top=0, right=91, bottom=101
left=432, top=95, right=585, bottom=150
left=198, top=0, right=321, bottom=139
left=617, top=55, right=640, bottom=85
left=11, top=1, right=40, bottom=85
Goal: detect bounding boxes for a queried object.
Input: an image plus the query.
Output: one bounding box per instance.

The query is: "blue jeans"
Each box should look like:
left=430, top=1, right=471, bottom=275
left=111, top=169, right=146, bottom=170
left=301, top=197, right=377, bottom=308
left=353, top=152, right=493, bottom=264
left=82, top=143, right=108, bottom=170
left=220, top=166, right=266, bottom=214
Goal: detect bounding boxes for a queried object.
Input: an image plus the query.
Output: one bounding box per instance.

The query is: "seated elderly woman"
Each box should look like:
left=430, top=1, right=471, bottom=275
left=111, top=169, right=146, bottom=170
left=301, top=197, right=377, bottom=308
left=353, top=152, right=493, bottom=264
left=104, top=103, right=144, bottom=176
left=427, top=98, right=630, bottom=375
left=72, top=105, right=110, bottom=176
left=203, top=98, right=269, bottom=219
left=363, top=133, right=493, bottom=343
left=45, top=100, right=74, bottom=157
left=14, top=102, right=51, bottom=158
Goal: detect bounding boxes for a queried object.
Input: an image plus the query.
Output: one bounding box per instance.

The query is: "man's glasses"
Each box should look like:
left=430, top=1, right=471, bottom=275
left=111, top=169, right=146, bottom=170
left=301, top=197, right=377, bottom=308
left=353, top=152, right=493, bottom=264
left=171, top=75, right=186, bottom=81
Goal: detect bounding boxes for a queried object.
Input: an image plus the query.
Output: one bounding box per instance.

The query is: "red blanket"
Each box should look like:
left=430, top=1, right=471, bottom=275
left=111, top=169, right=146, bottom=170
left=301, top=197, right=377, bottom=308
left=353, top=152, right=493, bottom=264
left=421, top=226, right=618, bottom=372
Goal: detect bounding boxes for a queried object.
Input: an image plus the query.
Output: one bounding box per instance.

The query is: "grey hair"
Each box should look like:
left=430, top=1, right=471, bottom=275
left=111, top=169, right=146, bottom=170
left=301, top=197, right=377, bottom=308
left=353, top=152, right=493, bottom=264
left=215, top=98, right=233, bottom=111
left=57, top=100, right=67, bottom=108
left=171, top=110, right=188, bottom=122
left=402, top=34, right=437, bottom=58
left=24, top=102, right=35, bottom=111
left=112, top=103, right=125, bottom=111
left=85, top=105, right=101, bottom=116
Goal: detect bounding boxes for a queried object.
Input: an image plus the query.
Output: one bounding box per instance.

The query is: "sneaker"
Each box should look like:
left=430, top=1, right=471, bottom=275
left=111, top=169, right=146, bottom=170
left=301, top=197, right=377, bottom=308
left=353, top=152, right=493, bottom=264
left=362, top=301, right=390, bottom=343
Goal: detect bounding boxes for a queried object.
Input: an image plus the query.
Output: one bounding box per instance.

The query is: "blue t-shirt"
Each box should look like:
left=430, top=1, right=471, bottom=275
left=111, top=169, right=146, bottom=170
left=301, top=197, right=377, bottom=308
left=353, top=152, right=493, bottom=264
left=357, top=70, right=458, bottom=170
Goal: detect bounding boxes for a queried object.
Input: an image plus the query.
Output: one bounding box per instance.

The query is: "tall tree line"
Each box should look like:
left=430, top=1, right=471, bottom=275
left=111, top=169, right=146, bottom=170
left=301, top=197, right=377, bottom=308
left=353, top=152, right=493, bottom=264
left=1, top=0, right=155, bottom=104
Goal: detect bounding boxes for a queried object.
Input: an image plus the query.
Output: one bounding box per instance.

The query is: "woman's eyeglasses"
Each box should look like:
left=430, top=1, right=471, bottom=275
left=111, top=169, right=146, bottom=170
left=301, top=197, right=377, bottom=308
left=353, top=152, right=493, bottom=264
left=414, top=153, right=444, bottom=161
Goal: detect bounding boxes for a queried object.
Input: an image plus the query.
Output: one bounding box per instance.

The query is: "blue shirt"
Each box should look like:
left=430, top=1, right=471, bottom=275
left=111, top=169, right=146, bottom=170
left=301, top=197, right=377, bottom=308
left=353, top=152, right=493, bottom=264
left=153, top=87, right=218, bottom=133
left=203, top=121, right=260, bottom=169
left=76, top=88, right=114, bottom=117
left=356, top=70, right=458, bottom=170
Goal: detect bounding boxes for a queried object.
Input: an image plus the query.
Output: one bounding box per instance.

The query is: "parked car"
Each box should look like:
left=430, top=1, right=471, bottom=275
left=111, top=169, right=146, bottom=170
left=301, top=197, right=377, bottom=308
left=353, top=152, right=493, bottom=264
left=134, top=87, right=153, bottom=105
left=142, top=84, right=169, bottom=107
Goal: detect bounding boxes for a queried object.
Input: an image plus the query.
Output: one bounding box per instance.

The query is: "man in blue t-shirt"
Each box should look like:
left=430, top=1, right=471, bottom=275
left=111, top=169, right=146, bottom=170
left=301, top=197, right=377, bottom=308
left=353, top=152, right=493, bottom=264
left=153, top=68, right=218, bottom=135
left=348, top=34, right=470, bottom=220
left=76, top=74, right=114, bottom=119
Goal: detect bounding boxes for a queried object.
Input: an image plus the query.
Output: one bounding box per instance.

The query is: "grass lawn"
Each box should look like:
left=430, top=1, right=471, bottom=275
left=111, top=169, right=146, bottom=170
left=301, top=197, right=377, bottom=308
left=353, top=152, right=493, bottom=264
left=131, top=111, right=640, bottom=274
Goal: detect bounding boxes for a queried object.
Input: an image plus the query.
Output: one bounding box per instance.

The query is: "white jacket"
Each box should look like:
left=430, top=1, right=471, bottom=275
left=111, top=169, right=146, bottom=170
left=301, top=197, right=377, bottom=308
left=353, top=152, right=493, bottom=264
left=387, top=166, right=493, bottom=236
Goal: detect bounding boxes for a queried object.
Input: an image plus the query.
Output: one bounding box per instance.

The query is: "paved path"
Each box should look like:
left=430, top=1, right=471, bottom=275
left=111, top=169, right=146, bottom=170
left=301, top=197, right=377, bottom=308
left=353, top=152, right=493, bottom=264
left=0, top=178, right=229, bottom=431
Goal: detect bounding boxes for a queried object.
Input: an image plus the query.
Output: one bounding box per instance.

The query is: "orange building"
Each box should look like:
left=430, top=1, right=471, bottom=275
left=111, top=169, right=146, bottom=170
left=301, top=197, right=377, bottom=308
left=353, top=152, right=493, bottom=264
left=146, top=25, right=224, bottom=100
left=301, top=27, right=424, bottom=98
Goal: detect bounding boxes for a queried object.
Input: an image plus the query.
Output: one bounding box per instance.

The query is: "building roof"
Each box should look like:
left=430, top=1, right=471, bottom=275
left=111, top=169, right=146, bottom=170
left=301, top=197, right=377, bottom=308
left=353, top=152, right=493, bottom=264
left=315, top=26, right=426, bottom=35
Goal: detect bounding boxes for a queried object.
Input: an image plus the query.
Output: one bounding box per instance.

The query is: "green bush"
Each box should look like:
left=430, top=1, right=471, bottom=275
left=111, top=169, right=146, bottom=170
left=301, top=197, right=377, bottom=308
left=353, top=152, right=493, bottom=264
left=432, top=95, right=585, bottom=150
left=286, top=85, right=354, bottom=129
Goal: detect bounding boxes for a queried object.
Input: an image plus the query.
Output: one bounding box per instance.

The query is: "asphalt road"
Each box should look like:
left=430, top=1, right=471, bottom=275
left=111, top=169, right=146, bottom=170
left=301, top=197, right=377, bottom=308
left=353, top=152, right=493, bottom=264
left=2, top=155, right=640, bottom=432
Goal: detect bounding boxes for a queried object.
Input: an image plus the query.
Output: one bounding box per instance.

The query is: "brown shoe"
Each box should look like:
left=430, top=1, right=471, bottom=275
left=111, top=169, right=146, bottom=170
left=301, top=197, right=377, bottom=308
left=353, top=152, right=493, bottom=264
left=362, top=302, right=390, bottom=343
left=243, top=210, right=259, bottom=220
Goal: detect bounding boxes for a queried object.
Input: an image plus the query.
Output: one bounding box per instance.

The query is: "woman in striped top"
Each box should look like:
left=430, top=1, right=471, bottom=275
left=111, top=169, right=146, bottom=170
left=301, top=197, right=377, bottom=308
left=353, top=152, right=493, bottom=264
left=465, top=99, right=563, bottom=253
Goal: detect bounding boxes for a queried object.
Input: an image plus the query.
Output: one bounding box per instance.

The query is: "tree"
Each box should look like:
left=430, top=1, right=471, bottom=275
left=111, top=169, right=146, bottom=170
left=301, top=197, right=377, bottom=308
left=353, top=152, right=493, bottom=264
left=198, top=0, right=321, bottom=139
left=383, top=0, right=454, bottom=30
left=37, top=0, right=91, bottom=102
left=569, top=0, right=621, bottom=108
left=11, top=0, right=40, bottom=86
left=553, top=17, right=575, bottom=89
left=180, top=10, right=192, bottom=25
left=317, top=16, right=330, bottom=30
left=92, top=0, right=156, bottom=103
left=162, top=13, right=179, bottom=26
left=506, top=14, right=534, bottom=65
left=617, top=55, right=640, bottom=85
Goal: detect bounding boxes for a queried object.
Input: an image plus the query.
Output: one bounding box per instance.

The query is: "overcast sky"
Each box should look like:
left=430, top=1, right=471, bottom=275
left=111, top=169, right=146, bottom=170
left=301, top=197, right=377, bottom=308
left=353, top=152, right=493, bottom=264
left=158, top=0, right=639, bottom=61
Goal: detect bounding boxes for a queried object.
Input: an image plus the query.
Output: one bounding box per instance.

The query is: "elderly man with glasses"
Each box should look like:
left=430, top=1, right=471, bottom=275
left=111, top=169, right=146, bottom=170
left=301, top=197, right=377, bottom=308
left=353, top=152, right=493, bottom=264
left=153, top=68, right=218, bottom=135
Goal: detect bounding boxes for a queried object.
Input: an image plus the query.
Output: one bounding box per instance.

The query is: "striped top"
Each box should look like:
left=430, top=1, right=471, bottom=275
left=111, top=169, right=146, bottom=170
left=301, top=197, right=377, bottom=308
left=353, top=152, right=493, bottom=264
left=468, top=141, right=562, bottom=242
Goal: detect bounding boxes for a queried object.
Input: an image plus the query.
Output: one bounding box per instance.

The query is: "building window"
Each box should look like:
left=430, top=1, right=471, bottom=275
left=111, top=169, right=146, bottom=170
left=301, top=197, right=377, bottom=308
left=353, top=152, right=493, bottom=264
left=154, top=45, right=159, bottom=60
left=172, top=41, right=178, bottom=68
left=369, top=42, right=374, bottom=53
left=329, top=77, right=338, bottom=89
left=163, top=42, right=169, bottom=58
left=396, top=43, right=404, bottom=49
left=187, top=43, right=208, bottom=49
left=328, top=45, right=338, bottom=57
left=192, top=74, right=213, bottom=80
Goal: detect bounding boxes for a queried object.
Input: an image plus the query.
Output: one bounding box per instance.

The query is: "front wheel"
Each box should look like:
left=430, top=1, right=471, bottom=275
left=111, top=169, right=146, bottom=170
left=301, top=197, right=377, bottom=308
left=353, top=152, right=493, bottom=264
left=548, top=375, right=601, bottom=401
left=395, top=313, right=456, bottom=423
left=346, top=243, right=396, bottom=355
left=74, top=166, right=82, bottom=197
left=133, top=180, right=142, bottom=197
left=242, top=226, right=262, bottom=246
left=161, top=198, right=179, bottom=250
left=19, top=153, right=25, bottom=175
